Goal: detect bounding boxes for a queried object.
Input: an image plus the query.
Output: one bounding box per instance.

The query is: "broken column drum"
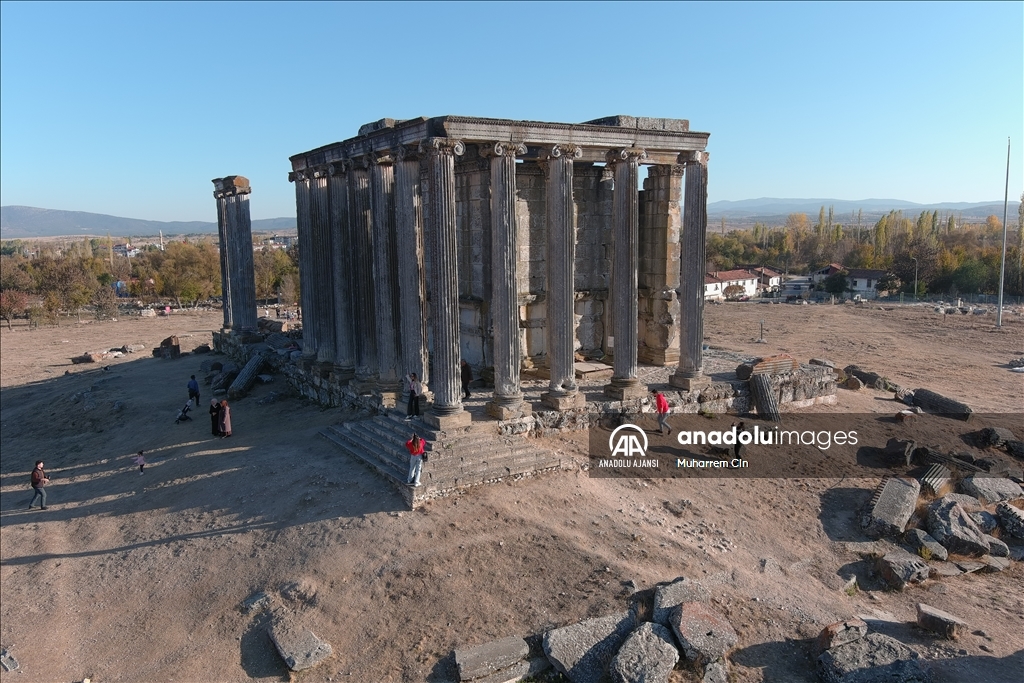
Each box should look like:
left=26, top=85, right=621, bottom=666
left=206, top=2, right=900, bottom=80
left=212, top=175, right=258, bottom=333
left=288, top=115, right=710, bottom=414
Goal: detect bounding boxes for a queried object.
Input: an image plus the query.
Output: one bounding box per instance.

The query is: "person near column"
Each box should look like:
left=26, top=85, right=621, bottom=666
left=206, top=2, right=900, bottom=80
left=405, top=373, right=422, bottom=421
left=405, top=433, right=427, bottom=486
left=218, top=400, right=232, bottom=438
left=652, top=389, right=670, bottom=435
left=210, top=399, right=222, bottom=436
left=187, top=375, right=200, bottom=407
left=460, top=360, right=473, bottom=399
left=28, top=460, right=49, bottom=510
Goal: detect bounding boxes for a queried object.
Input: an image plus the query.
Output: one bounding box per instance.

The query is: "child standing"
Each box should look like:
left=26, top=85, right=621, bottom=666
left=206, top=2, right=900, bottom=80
left=132, top=450, right=146, bottom=475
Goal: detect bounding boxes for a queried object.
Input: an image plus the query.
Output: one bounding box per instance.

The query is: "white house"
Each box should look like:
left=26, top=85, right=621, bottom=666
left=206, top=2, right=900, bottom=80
left=738, top=264, right=783, bottom=293
left=846, top=268, right=889, bottom=299
left=780, top=276, right=814, bottom=299
left=704, top=274, right=724, bottom=300
left=705, top=269, right=759, bottom=300
left=811, top=263, right=845, bottom=285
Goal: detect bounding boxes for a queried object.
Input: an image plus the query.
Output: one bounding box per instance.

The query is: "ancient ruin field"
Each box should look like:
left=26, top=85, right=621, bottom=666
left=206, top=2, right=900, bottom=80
left=1, top=303, right=1022, bottom=682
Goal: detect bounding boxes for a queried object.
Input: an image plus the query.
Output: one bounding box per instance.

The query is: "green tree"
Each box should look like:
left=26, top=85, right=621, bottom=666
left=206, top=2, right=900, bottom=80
left=823, top=270, right=850, bottom=297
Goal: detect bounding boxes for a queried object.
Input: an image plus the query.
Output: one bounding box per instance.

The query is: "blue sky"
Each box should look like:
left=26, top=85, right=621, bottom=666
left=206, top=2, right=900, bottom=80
left=1, top=1, right=1021, bottom=222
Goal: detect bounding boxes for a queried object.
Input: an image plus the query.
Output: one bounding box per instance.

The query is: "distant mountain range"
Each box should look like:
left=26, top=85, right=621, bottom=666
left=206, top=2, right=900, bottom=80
left=1, top=198, right=1018, bottom=239
left=707, top=197, right=1018, bottom=221
left=0, top=206, right=295, bottom=239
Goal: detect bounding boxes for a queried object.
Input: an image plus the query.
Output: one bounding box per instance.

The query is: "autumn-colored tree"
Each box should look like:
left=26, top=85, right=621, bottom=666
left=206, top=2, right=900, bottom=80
left=0, top=289, right=28, bottom=329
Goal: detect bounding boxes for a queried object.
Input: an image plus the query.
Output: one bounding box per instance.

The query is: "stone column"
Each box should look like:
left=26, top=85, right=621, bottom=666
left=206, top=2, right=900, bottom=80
left=604, top=148, right=648, bottom=400
left=370, top=152, right=403, bottom=396
left=540, top=145, right=585, bottom=411
left=213, top=189, right=232, bottom=330
left=290, top=170, right=317, bottom=360
left=671, top=151, right=711, bottom=391
left=394, top=146, right=430, bottom=399
left=423, top=137, right=471, bottom=429
left=213, top=176, right=258, bottom=334
left=309, top=167, right=335, bottom=365
left=328, top=162, right=355, bottom=378
left=482, top=142, right=531, bottom=420
left=348, top=160, right=378, bottom=386
left=638, top=164, right=683, bottom=365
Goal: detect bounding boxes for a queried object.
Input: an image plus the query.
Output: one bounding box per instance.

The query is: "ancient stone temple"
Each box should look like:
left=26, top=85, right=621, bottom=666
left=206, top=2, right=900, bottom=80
left=288, top=115, right=711, bottom=430
left=212, top=175, right=258, bottom=332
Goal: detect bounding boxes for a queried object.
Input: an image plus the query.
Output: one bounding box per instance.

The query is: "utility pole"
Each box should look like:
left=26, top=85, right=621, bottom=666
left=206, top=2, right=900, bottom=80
left=997, top=137, right=1011, bottom=327
left=911, top=256, right=918, bottom=302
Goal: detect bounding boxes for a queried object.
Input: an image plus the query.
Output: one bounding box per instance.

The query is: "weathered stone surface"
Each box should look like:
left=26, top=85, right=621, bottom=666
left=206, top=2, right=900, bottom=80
left=881, top=438, right=916, bottom=467
left=916, top=603, right=967, bottom=639
left=817, top=632, right=929, bottom=683
left=609, top=622, right=679, bottom=683
left=926, top=500, right=989, bottom=556
left=936, top=493, right=981, bottom=510
left=735, top=353, right=798, bottom=380
left=702, top=660, right=729, bottom=683
left=810, top=358, right=836, bottom=368
left=241, top=591, right=270, bottom=614
left=267, top=617, right=333, bottom=671
left=651, top=577, right=709, bottom=625
left=862, top=477, right=920, bottom=538
left=814, top=619, right=869, bottom=655
left=455, top=636, right=529, bottom=681
left=996, top=501, right=1024, bottom=539
left=470, top=656, right=550, bottom=683
left=669, top=602, right=738, bottom=665
left=928, top=562, right=963, bottom=578
left=968, top=511, right=998, bottom=533
left=980, top=555, right=1011, bottom=572
left=844, top=375, right=864, bottom=390
left=912, top=388, right=973, bottom=421
left=876, top=549, right=930, bottom=589
left=981, top=426, right=1017, bottom=448
left=904, top=529, right=948, bottom=561
left=982, top=534, right=1009, bottom=557
left=959, top=475, right=1024, bottom=503
left=543, top=611, right=636, bottom=683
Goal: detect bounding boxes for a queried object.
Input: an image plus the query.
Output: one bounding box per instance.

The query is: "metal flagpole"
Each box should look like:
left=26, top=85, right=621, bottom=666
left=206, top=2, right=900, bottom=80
left=996, top=138, right=1010, bottom=328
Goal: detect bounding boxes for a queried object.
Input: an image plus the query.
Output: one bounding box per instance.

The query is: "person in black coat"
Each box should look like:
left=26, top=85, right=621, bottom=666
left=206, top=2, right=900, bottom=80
left=460, top=360, right=473, bottom=399
left=210, top=399, right=222, bottom=437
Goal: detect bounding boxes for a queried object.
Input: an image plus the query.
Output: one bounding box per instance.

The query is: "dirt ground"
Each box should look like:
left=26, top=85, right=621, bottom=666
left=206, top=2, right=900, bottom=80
left=1, top=303, right=1022, bottom=683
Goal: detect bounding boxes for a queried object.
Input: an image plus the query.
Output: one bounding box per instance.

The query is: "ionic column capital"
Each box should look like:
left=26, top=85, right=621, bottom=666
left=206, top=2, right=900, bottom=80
left=606, top=147, right=648, bottom=164
left=288, top=170, right=309, bottom=183
left=328, top=160, right=349, bottom=176
left=394, top=144, right=423, bottom=163
left=480, top=141, right=527, bottom=158
left=541, top=144, right=583, bottom=161
left=212, top=176, right=252, bottom=198
left=421, top=137, right=465, bottom=158
left=370, top=151, right=395, bottom=166
left=680, top=150, right=709, bottom=166
left=310, top=165, right=331, bottom=179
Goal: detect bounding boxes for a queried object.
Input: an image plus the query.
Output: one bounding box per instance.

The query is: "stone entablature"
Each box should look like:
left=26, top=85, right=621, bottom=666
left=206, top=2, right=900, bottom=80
left=289, top=115, right=710, bottom=424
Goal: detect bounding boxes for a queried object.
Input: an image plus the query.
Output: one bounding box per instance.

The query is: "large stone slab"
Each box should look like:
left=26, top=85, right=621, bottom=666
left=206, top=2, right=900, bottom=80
left=926, top=500, right=989, bottom=556
left=267, top=617, right=333, bottom=671
left=669, top=602, right=738, bottom=665
left=916, top=603, right=967, bottom=640
left=862, top=477, right=920, bottom=539
left=814, top=619, right=868, bottom=655
left=959, top=475, right=1024, bottom=503
left=471, top=657, right=550, bottom=683
left=543, top=611, right=636, bottom=683
left=610, top=622, right=679, bottom=683
left=455, top=636, right=529, bottom=681
left=651, top=577, right=710, bottom=625
left=876, top=549, right=930, bottom=590
left=904, top=528, right=948, bottom=562
left=996, top=501, right=1024, bottom=539
left=818, top=632, right=929, bottom=683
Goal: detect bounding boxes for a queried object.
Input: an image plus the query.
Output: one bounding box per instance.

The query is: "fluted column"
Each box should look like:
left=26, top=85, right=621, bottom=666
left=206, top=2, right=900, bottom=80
left=423, top=137, right=471, bottom=429
left=482, top=142, right=531, bottom=420
left=310, top=167, right=335, bottom=364
left=604, top=148, right=648, bottom=400
left=348, top=160, right=378, bottom=385
left=369, top=152, right=403, bottom=394
left=395, top=146, right=430, bottom=398
left=214, top=189, right=232, bottom=330
left=213, top=176, right=257, bottom=333
left=290, top=171, right=317, bottom=359
left=671, top=151, right=711, bottom=391
left=328, top=162, right=356, bottom=378
left=540, top=145, right=586, bottom=411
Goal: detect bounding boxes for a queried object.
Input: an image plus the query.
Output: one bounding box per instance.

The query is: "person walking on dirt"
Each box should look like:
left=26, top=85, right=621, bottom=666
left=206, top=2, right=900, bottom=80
left=133, top=450, right=146, bottom=474
left=218, top=400, right=232, bottom=438
left=405, top=372, right=423, bottom=421
left=209, top=399, right=222, bottom=437
left=187, top=375, right=200, bottom=407
left=406, top=434, right=426, bottom=486
left=460, top=360, right=473, bottom=399
left=28, top=460, right=49, bottom=510
left=652, top=389, right=670, bottom=435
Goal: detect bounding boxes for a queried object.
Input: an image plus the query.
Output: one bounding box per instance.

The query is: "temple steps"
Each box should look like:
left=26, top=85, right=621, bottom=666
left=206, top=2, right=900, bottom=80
left=319, top=410, right=566, bottom=509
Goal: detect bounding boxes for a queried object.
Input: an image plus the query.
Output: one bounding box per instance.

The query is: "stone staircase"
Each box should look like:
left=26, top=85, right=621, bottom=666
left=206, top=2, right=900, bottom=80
left=320, top=411, right=566, bottom=508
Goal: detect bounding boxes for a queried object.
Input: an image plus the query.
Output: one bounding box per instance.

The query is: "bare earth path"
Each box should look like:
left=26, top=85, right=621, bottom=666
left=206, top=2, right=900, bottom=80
left=1, top=304, right=1022, bottom=683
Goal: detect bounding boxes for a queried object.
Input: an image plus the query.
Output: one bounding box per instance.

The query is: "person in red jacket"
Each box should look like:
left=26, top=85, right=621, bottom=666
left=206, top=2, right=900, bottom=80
left=652, top=389, right=670, bottom=435
left=406, top=434, right=426, bottom=486
left=29, top=460, right=49, bottom=510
